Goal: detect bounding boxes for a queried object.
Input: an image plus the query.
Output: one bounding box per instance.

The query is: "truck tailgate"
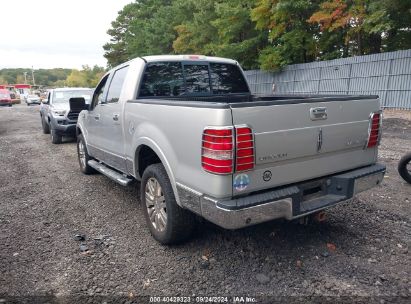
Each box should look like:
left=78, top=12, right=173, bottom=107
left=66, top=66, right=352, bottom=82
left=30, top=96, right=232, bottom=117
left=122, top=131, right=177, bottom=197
left=230, top=97, right=380, bottom=196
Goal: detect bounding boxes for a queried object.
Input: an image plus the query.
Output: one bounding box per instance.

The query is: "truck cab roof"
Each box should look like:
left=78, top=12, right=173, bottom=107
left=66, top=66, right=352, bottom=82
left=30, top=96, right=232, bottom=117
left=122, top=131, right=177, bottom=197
left=141, top=55, right=238, bottom=65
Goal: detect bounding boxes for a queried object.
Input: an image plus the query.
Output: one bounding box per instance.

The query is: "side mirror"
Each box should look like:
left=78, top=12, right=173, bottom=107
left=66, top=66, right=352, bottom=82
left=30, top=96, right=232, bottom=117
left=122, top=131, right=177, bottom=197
left=69, top=97, right=88, bottom=112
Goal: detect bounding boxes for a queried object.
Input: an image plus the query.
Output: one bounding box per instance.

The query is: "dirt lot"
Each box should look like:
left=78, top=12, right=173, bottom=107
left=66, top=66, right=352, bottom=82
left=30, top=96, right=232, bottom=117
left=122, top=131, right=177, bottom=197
left=0, top=105, right=410, bottom=303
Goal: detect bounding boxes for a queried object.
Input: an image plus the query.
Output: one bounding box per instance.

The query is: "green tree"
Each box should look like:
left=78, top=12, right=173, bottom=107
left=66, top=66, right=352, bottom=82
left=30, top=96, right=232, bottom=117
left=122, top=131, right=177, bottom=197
left=0, top=75, right=8, bottom=85
left=309, top=0, right=411, bottom=57
left=103, top=0, right=411, bottom=71
left=173, top=0, right=265, bottom=69
left=364, top=0, right=411, bottom=52
left=251, top=0, right=320, bottom=70
left=66, top=65, right=105, bottom=88
left=66, top=69, right=88, bottom=87
left=0, top=68, right=72, bottom=87
left=173, top=0, right=218, bottom=55
left=103, top=3, right=140, bottom=67
left=104, top=0, right=180, bottom=67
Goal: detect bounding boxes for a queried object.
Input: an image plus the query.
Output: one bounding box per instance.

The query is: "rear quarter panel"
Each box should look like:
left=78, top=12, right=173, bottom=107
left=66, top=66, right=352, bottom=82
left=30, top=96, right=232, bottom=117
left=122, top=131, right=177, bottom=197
left=124, top=101, right=234, bottom=200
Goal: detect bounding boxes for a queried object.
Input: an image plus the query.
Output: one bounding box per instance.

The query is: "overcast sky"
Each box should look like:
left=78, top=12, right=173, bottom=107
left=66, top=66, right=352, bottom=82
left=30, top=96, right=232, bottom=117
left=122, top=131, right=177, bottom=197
left=0, top=0, right=132, bottom=69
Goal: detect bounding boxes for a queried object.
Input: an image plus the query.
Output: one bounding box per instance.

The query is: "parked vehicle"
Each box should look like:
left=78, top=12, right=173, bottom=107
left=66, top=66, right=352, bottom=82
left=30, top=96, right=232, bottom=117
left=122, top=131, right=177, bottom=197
left=398, top=152, right=411, bottom=184
left=40, top=88, right=93, bottom=144
left=26, top=94, right=41, bottom=105
left=74, top=55, right=386, bottom=244
left=0, top=89, right=12, bottom=107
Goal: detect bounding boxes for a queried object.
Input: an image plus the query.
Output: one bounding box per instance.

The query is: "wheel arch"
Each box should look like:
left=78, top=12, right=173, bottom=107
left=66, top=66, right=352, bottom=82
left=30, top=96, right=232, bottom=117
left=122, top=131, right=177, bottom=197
left=134, top=139, right=181, bottom=206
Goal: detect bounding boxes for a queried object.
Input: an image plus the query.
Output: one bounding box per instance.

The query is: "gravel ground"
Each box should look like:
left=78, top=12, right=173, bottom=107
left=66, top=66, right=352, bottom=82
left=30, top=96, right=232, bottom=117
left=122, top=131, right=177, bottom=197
left=0, top=105, right=410, bottom=303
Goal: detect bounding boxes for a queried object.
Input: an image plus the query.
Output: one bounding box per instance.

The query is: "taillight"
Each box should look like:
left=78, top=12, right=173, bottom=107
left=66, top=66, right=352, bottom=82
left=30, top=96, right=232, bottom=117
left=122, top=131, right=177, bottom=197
left=202, top=128, right=234, bottom=174
left=235, top=126, right=254, bottom=172
left=366, top=112, right=381, bottom=148
left=202, top=126, right=255, bottom=174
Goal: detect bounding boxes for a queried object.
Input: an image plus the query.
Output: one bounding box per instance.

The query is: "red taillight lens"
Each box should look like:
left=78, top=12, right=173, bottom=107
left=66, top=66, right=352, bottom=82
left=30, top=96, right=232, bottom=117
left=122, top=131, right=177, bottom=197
left=202, top=128, right=234, bottom=174
left=235, top=126, right=254, bottom=172
left=367, top=112, right=381, bottom=148
left=202, top=126, right=255, bottom=174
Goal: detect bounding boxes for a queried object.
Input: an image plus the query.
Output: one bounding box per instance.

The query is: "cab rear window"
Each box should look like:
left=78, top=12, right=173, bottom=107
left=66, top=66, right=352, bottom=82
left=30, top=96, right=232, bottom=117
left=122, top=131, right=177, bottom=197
left=139, top=61, right=249, bottom=97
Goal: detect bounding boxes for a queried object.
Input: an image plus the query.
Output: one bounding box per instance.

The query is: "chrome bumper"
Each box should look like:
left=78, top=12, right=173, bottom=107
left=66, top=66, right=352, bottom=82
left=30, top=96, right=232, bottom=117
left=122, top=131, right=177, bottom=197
left=178, top=164, right=386, bottom=230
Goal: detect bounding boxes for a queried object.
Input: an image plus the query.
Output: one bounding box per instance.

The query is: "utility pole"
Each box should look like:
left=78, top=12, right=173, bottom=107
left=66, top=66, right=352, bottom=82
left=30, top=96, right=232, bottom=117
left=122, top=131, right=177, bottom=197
left=31, top=66, right=36, bottom=86
left=23, top=72, right=28, bottom=84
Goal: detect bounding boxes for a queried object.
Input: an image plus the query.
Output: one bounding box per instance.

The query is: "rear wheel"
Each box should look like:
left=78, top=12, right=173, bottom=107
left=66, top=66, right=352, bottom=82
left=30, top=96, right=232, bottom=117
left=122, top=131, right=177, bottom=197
left=77, top=134, right=95, bottom=174
left=141, top=163, right=195, bottom=244
left=51, top=129, right=62, bottom=144
left=398, top=153, right=411, bottom=184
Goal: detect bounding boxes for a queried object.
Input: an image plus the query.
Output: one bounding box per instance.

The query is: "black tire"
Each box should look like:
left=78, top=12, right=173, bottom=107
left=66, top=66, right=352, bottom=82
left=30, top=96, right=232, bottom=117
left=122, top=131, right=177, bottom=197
left=50, top=129, right=62, bottom=144
left=77, top=134, right=95, bottom=174
left=8, top=104, right=12, bottom=107
left=141, top=163, right=195, bottom=245
left=41, top=116, right=50, bottom=134
left=398, top=152, right=411, bottom=184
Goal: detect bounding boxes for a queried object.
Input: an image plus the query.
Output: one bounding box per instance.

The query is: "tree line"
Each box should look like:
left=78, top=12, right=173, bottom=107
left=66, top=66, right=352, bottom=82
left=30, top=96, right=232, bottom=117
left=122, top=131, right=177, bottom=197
left=0, top=65, right=105, bottom=88
left=103, top=0, right=411, bottom=70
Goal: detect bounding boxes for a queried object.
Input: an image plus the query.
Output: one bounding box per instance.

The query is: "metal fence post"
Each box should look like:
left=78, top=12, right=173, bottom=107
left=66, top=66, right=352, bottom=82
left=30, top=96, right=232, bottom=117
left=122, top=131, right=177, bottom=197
left=346, top=63, right=353, bottom=95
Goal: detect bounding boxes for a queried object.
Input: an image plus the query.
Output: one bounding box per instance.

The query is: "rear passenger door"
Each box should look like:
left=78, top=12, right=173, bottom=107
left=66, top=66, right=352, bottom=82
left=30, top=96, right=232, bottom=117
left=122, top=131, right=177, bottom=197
left=92, top=65, right=129, bottom=172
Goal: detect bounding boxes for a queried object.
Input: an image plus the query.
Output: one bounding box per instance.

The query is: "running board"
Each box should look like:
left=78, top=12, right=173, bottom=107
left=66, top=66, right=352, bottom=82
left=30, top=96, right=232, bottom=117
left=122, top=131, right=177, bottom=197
left=88, top=160, right=134, bottom=186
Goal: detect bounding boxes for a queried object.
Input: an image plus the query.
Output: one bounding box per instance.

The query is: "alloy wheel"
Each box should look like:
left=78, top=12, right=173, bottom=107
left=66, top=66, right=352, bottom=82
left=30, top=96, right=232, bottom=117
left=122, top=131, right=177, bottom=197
left=145, top=177, right=167, bottom=232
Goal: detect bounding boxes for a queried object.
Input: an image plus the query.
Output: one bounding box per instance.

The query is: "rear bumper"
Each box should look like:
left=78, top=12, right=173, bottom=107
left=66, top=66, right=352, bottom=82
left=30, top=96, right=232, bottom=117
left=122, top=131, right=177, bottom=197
left=178, top=163, right=386, bottom=229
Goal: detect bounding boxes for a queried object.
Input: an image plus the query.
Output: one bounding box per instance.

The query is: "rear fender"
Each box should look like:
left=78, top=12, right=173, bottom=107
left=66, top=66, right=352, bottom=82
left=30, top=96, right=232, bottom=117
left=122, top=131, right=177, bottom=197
left=133, top=138, right=181, bottom=206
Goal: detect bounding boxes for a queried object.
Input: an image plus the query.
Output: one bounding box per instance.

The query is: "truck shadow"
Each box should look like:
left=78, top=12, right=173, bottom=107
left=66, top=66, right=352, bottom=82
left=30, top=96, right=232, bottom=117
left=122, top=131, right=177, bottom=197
left=87, top=163, right=395, bottom=267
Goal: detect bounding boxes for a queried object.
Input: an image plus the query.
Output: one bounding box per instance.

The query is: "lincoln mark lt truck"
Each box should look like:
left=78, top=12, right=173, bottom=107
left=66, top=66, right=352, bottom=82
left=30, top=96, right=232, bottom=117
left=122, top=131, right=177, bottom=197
left=75, top=55, right=385, bottom=244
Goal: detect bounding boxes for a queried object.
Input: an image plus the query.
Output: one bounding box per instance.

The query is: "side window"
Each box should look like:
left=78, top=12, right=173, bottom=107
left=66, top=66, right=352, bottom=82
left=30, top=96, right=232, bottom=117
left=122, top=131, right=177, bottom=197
left=91, top=74, right=109, bottom=108
left=139, top=62, right=184, bottom=97
left=106, top=66, right=129, bottom=103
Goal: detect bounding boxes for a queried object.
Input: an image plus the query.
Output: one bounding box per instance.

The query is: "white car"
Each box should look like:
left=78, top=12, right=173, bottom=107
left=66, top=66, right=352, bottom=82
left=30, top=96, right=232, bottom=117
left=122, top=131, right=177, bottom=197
left=26, top=94, right=41, bottom=106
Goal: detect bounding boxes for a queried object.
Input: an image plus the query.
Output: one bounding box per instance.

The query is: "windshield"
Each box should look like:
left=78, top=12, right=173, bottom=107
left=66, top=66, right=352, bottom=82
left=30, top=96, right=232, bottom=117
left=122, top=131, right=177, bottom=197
left=53, top=90, right=92, bottom=104
left=28, top=95, right=38, bottom=98
left=0, top=92, right=10, bottom=98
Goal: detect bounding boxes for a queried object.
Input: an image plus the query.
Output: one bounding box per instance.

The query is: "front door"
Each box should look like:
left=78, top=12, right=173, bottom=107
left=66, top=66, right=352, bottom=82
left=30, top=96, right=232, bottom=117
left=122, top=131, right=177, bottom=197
left=90, top=66, right=129, bottom=172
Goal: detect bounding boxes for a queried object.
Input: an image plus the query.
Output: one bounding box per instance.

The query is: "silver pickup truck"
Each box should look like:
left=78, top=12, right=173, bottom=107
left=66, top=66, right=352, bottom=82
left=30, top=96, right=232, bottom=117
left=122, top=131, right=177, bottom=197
left=75, top=55, right=385, bottom=244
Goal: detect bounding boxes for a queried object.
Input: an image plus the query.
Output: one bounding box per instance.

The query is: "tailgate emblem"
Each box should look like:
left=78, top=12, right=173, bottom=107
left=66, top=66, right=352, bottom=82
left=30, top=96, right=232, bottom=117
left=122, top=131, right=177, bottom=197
left=310, top=107, right=327, bottom=120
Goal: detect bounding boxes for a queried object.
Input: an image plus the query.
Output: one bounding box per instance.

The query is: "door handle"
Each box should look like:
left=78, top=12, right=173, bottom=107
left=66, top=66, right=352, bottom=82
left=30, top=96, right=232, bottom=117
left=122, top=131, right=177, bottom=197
left=94, top=114, right=100, bottom=120
left=113, top=114, right=119, bottom=121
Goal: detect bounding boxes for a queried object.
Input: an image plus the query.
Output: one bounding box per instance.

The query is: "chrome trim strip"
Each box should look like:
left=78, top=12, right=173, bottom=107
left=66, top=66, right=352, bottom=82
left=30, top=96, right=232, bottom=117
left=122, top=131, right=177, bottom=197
left=234, top=124, right=255, bottom=169
left=365, top=110, right=382, bottom=149
left=201, top=162, right=233, bottom=168
left=202, top=140, right=233, bottom=145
